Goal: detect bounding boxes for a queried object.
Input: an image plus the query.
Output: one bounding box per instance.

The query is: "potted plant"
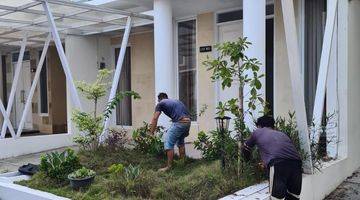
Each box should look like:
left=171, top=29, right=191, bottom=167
left=68, top=167, right=96, bottom=189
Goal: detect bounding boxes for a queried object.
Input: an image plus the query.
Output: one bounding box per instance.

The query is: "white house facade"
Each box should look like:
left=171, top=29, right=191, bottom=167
left=0, top=0, right=359, bottom=199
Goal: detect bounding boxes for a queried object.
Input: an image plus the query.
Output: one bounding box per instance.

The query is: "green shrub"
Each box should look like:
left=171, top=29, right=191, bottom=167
left=73, top=69, right=140, bottom=151
left=68, top=167, right=96, bottom=179
left=132, top=122, right=164, bottom=156
left=194, top=130, right=238, bottom=164
left=275, top=112, right=307, bottom=162
left=39, top=148, right=81, bottom=181
left=104, top=129, right=129, bottom=151
left=194, top=129, right=264, bottom=178
left=108, top=163, right=125, bottom=178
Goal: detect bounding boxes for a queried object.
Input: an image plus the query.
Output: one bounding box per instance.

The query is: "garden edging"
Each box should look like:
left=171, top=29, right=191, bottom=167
left=0, top=169, right=270, bottom=200
left=0, top=171, right=69, bottom=200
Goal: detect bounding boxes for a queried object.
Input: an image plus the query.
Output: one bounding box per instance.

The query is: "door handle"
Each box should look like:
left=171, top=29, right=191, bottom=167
left=21, top=90, right=25, bottom=104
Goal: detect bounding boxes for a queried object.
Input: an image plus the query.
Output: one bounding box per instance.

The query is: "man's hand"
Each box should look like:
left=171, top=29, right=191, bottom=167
left=258, top=162, right=265, bottom=171
left=149, top=111, right=161, bottom=135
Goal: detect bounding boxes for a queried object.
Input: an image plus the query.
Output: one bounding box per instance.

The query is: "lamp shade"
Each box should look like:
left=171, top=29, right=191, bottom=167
left=215, top=116, right=231, bottom=132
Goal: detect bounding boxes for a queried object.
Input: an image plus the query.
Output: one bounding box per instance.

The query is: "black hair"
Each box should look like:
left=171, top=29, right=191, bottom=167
left=157, top=93, right=168, bottom=100
left=256, top=115, right=275, bottom=128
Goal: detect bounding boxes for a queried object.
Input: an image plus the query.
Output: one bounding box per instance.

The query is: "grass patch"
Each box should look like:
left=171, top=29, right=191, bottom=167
left=18, top=147, right=264, bottom=200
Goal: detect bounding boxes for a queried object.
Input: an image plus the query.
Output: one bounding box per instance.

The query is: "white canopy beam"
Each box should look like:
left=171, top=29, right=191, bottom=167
left=16, top=34, right=51, bottom=138
left=0, top=4, right=115, bottom=25
left=312, top=0, right=338, bottom=141
left=101, top=16, right=132, bottom=140
left=0, top=99, right=16, bottom=139
left=0, top=18, right=71, bottom=29
left=281, top=0, right=313, bottom=173
left=0, top=35, right=28, bottom=138
left=35, top=0, right=153, bottom=20
left=42, top=1, right=83, bottom=111
left=0, top=2, right=41, bottom=17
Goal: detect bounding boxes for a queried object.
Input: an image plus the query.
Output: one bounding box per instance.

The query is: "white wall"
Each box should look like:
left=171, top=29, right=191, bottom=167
left=65, top=36, right=112, bottom=134
left=0, top=134, right=75, bottom=159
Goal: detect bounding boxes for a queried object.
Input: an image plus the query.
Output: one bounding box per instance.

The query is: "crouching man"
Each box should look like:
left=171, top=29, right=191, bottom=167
left=149, top=93, right=191, bottom=172
left=242, top=116, right=302, bottom=200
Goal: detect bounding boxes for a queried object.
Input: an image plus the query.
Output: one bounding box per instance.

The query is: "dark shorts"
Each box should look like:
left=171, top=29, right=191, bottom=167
left=269, top=160, right=302, bottom=200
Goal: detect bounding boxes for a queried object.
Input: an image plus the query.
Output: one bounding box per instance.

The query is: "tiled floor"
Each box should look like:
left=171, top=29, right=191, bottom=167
left=0, top=146, right=77, bottom=173
left=219, top=182, right=270, bottom=200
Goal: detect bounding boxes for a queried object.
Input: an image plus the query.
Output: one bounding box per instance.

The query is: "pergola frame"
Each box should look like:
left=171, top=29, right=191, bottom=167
left=0, top=0, right=153, bottom=45
left=0, top=0, right=150, bottom=138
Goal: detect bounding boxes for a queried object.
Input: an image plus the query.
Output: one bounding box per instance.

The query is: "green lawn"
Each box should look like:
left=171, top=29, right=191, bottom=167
left=18, top=147, right=264, bottom=200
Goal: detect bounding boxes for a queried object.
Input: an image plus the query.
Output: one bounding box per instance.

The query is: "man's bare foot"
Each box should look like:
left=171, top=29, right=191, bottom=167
left=158, top=166, right=171, bottom=172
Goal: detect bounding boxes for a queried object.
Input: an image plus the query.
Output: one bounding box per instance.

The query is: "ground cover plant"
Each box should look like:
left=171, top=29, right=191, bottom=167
left=18, top=145, right=264, bottom=200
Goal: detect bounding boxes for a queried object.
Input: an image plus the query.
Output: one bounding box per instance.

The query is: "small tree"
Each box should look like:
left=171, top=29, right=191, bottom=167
left=72, top=69, right=140, bottom=151
left=203, top=37, right=265, bottom=175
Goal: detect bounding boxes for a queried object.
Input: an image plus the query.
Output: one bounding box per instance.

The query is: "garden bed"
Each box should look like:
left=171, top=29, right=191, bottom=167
left=18, top=146, right=264, bottom=200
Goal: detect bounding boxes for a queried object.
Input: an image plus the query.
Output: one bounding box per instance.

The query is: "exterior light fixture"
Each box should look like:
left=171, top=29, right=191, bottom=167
left=215, top=116, right=231, bottom=169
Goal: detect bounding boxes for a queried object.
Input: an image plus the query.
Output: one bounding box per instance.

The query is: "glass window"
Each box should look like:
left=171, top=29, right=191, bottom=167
left=12, top=51, right=30, bottom=62
left=115, top=47, right=132, bottom=126
left=177, top=20, right=197, bottom=121
left=39, top=51, right=48, bottom=114
left=304, top=0, right=327, bottom=122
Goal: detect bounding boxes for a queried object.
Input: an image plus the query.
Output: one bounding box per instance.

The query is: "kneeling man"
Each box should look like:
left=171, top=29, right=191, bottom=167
left=242, top=116, right=302, bottom=200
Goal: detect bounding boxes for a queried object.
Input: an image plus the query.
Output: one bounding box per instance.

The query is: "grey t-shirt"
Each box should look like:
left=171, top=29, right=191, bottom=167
left=245, top=128, right=301, bottom=166
left=155, top=99, right=190, bottom=122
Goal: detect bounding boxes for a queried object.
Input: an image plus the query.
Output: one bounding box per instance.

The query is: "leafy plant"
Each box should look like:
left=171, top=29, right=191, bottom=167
left=132, top=122, right=165, bottom=156
left=123, top=164, right=141, bottom=193
left=308, top=112, right=338, bottom=171
left=194, top=130, right=263, bottom=176
left=275, top=112, right=308, bottom=163
left=203, top=37, right=265, bottom=175
left=72, top=69, right=140, bottom=150
left=276, top=112, right=338, bottom=172
left=104, top=128, right=129, bottom=151
left=68, top=167, right=96, bottom=179
left=108, top=163, right=125, bottom=178
left=39, top=148, right=81, bottom=181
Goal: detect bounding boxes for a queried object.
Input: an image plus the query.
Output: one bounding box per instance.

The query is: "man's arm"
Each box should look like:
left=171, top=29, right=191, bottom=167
left=149, top=111, right=161, bottom=135
left=241, top=132, right=257, bottom=161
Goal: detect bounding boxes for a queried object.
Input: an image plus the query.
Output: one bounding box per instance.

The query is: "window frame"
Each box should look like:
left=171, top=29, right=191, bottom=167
left=111, top=44, right=133, bottom=128
left=175, top=17, right=199, bottom=123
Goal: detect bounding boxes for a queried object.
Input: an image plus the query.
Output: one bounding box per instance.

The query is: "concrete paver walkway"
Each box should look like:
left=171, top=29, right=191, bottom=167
left=0, top=146, right=77, bottom=173
left=325, top=168, right=360, bottom=200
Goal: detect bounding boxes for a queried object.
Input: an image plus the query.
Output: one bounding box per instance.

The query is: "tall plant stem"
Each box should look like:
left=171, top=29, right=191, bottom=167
left=94, top=98, right=98, bottom=118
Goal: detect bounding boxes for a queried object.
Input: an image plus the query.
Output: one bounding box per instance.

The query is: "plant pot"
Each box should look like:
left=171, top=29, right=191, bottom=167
left=68, top=175, right=95, bottom=189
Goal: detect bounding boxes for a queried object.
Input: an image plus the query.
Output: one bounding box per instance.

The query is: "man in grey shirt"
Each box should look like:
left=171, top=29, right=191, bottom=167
left=149, top=93, right=191, bottom=171
left=242, top=116, right=302, bottom=200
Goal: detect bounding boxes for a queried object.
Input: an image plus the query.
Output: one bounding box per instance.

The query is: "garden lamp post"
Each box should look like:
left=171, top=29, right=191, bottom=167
left=215, top=116, right=231, bottom=169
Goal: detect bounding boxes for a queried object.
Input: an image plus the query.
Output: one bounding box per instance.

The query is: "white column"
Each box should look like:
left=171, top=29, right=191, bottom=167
left=154, top=0, right=174, bottom=127
left=243, top=0, right=266, bottom=126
